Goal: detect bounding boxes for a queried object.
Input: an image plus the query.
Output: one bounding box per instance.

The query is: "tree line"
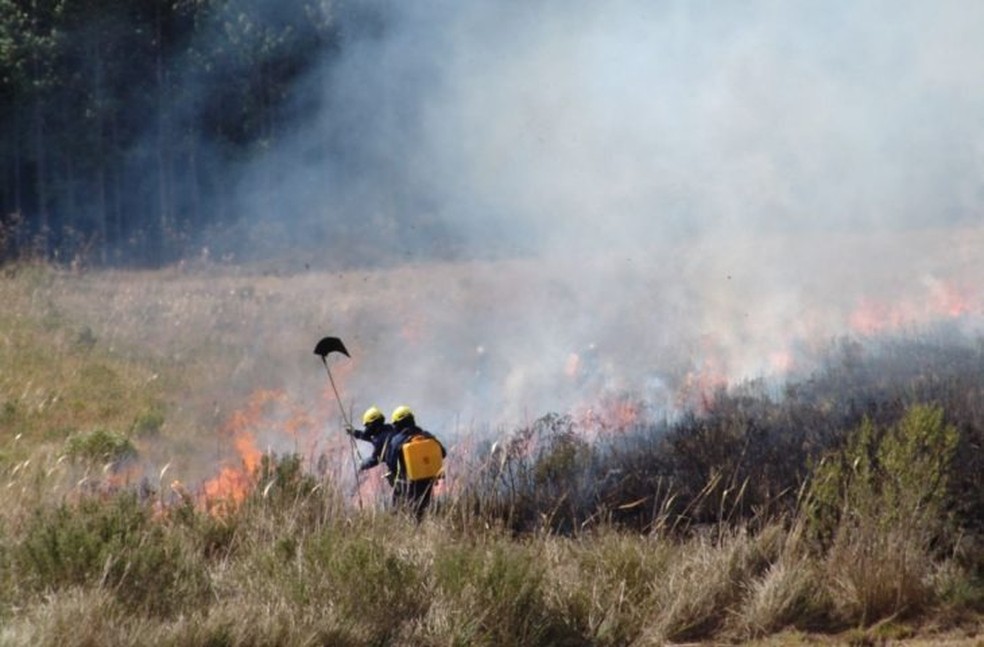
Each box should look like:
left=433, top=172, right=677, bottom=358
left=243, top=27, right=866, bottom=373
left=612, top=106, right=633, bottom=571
left=0, top=0, right=343, bottom=267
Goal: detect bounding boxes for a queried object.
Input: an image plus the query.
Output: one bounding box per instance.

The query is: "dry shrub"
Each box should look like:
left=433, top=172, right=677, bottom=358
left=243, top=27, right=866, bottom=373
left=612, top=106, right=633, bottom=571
left=215, top=509, right=427, bottom=645
left=736, top=556, right=832, bottom=638
left=0, top=587, right=141, bottom=647
left=826, top=521, right=936, bottom=625
left=427, top=538, right=577, bottom=646
left=928, top=559, right=984, bottom=618
left=541, top=530, right=673, bottom=645
left=641, top=526, right=774, bottom=643
left=146, top=598, right=356, bottom=647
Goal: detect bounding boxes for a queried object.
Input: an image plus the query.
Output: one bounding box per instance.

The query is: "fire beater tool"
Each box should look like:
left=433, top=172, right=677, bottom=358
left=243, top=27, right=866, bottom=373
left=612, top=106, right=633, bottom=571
left=313, top=336, right=362, bottom=505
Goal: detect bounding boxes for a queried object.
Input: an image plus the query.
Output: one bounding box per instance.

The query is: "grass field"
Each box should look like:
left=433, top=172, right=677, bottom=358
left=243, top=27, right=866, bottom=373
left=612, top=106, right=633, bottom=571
left=1, top=252, right=983, bottom=645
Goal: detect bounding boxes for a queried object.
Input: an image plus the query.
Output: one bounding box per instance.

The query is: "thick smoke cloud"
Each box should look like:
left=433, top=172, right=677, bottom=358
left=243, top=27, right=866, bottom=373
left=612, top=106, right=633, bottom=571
left=238, top=0, right=984, bottom=254
left=227, top=0, right=984, bottom=430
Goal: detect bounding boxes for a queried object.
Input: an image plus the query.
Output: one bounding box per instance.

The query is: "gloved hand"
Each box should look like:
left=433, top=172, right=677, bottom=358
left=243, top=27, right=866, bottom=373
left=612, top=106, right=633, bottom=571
left=345, top=425, right=356, bottom=436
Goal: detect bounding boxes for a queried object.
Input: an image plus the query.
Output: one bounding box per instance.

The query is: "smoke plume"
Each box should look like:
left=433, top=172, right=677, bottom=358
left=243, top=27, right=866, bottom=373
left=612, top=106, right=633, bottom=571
left=216, top=0, right=984, bottom=431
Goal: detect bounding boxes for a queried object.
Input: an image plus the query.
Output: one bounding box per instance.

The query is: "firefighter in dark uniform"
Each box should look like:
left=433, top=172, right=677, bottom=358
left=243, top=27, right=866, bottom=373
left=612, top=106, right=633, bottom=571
left=346, top=406, right=396, bottom=473
left=384, top=405, right=446, bottom=520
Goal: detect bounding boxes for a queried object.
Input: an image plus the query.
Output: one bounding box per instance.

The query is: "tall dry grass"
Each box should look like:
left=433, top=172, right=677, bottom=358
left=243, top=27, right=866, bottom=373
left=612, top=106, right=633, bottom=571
left=0, top=461, right=980, bottom=645
left=2, top=264, right=983, bottom=645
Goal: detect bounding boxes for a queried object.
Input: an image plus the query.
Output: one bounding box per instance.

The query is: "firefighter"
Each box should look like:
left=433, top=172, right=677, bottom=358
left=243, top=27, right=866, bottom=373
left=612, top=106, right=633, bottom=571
left=384, top=405, right=446, bottom=520
left=346, top=406, right=396, bottom=473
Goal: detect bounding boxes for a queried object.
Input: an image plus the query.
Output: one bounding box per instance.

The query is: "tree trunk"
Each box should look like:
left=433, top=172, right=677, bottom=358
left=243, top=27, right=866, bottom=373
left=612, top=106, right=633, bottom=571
left=31, top=46, right=49, bottom=258
left=188, top=137, right=201, bottom=239
left=91, top=35, right=107, bottom=265
left=154, top=0, right=169, bottom=265
left=13, top=112, right=22, bottom=217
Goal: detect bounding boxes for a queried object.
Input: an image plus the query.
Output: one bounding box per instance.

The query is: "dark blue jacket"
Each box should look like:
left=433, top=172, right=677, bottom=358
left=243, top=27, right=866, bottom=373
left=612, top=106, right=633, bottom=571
left=352, top=423, right=396, bottom=472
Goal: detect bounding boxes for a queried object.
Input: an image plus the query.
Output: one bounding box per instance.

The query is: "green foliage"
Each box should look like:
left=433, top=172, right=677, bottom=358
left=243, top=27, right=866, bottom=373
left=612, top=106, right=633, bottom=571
left=304, top=530, right=428, bottom=642
left=879, top=404, right=959, bottom=525
left=16, top=492, right=211, bottom=617
left=130, top=407, right=165, bottom=438
left=480, top=413, right=599, bottom=534
left=534, top=427, right=589, bottom=487
left=0, top=0, right=342, bottom=266
left=64, top=428, right=136, bottom=464
left=803, top=404, right=960, bottom=624
left=0, top=521, right=12, bottom=618
left=1, top=399, right=16, bottom=425
left=197, top=514, right=241, bottom=561
left=805, top=404, right=958, bottom=549
left=930, top=560, right=984, bottom=611
left=253, top=453, right=319, bottom=507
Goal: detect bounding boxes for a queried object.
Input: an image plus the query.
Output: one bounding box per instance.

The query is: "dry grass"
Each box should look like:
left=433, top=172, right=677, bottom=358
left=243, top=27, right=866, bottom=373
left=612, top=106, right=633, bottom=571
left=2, top=258, right=984, bottom=645
left=0, top=484, right=980, bottom=645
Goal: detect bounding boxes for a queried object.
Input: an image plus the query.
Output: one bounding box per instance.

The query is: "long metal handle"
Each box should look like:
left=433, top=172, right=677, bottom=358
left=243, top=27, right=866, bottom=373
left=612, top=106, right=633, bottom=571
left=321, top=356, right=362, bottom=509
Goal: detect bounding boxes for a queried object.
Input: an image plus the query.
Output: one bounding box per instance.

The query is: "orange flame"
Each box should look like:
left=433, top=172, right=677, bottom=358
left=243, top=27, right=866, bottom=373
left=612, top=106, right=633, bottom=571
left=202, top=465, right=254, bottom=515
left=676, top=335, right=730, bottom=412
left=574, top=395, right=643, bottom=441
left=198, top=389, right=286, bottom=514
left=848, top=280, right=976, bottom=336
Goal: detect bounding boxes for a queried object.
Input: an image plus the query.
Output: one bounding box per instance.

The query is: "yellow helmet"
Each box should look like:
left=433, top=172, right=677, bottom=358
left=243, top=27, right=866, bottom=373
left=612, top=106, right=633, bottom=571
left=362, top=406, right=384, bottom=426
left=391, top=405, right=414, bottom=425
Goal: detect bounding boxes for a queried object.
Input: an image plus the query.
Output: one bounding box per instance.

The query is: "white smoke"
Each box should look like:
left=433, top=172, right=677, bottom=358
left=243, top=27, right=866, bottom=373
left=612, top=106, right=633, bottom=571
left=232, top=0, right=984, bottom=431
left=259, top=0, right=984, bottom=250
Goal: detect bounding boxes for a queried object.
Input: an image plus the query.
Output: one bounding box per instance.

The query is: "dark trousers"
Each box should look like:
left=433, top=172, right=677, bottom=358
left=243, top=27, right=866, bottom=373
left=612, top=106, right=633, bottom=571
left=391, top=479, right=435, bottom=520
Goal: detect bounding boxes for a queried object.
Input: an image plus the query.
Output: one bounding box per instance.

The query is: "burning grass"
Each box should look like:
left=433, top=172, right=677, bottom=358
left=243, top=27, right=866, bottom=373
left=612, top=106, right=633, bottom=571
left=1, top=261, right=984, bottom=644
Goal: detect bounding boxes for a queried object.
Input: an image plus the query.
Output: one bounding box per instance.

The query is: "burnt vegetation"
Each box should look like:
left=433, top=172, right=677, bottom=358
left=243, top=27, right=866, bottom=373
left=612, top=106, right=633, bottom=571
left=461, top=329, right=984, bottom=544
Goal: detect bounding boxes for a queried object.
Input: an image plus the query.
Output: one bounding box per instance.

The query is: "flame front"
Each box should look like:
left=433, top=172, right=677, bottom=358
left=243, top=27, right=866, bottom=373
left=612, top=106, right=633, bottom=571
left=849, top=280, right=976, bottom=336
left=198, top=389, right=283, bottom=514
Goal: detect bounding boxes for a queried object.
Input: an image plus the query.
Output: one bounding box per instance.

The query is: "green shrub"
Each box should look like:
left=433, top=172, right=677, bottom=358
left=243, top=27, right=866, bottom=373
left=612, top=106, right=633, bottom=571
left=197, top=514, right=241, bottom=561
left=929, top=560, right=984, bottom=612
left=878, top=404, right=958, bottom=530
left=130, top=407, right=165, bottom=438
left=0, top=522, right=12, bottom=618
left=64, top=429, right=136, bottom=464
left=804, top=404, right=959, bottom=624
left=304, top=529, right=428, bottom=643
left=252, top=453, right=320, bottom=508
left=481, top=414, right=599, bottom=534
left=16, top=492, right=211, bottom=617
left=1, top=400, right=16, bottom=424
left=805, top=404, right=958, bottom=550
